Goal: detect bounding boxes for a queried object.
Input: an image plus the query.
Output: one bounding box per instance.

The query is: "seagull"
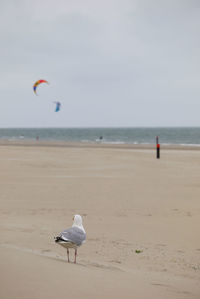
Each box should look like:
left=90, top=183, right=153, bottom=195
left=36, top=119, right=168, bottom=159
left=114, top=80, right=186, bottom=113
left=55, top=215, right=86, bottom=263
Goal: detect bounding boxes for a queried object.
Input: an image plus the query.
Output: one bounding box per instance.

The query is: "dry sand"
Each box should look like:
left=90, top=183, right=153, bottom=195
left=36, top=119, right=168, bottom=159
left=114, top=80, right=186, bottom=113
left=0, top=142, right=200, bottom=299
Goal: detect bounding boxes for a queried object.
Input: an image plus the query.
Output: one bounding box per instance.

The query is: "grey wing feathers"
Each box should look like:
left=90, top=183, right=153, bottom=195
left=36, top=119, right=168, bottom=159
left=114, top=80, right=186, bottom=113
left=60, top=227, right=86, bottom=246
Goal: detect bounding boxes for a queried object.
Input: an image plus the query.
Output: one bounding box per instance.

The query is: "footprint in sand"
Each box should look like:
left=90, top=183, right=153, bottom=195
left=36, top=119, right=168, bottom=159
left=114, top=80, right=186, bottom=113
left=41, top=249, right=51, bottom=253
left=156, top=244, right=167, bottom=247
left=110, top=259, right=122, bottom=264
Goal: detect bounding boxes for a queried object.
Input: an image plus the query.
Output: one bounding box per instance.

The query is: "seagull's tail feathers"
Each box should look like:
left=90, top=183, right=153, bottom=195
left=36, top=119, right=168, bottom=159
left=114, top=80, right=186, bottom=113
left=55, top=236, right=67, bottom=243
left=55, top=235, right=71, bottom=243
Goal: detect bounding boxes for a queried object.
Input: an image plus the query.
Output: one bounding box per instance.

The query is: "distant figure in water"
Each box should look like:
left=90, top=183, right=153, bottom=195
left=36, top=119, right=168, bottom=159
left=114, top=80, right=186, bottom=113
left=36, top=136, right=39, bottom=141
left=96, top=136, right=103, bottom=142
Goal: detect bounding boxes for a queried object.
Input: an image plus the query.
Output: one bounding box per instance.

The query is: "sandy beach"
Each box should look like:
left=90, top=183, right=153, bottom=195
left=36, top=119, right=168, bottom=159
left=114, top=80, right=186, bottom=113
left=0, top=142, right=200, bottom=299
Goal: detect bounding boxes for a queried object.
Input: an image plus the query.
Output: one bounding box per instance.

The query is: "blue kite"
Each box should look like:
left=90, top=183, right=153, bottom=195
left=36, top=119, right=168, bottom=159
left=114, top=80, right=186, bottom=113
left=54, top=101, right=61, bottom=112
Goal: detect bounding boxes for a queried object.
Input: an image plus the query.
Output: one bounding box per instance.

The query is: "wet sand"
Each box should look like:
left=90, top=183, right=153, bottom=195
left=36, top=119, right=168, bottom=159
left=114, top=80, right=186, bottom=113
left=0, top=142, right=200, bottom=298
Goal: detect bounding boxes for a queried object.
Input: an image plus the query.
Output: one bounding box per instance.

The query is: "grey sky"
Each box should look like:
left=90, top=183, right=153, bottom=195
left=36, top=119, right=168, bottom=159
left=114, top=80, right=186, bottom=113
left=1, top=0, right=200, bottom=127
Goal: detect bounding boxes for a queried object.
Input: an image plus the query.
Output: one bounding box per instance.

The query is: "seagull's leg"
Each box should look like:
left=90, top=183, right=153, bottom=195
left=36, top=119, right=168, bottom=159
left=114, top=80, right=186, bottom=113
left=67, top=248, right=70, bottom=263
left=74, top=248, right=77, bottom=264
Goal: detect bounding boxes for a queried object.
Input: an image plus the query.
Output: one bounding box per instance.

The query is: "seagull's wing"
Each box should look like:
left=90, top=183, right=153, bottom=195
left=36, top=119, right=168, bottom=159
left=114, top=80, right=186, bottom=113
left=56, top=227, right=86, bottom=246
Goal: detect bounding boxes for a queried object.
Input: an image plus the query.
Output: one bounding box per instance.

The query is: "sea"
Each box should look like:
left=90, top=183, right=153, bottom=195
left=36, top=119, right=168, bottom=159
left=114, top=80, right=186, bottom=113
left=1, top=127, right=200, bottom=146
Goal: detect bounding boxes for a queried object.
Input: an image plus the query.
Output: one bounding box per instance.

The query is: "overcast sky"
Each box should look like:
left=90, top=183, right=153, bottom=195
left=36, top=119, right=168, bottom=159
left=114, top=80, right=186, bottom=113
left=0, top=0, right=200, bottom=127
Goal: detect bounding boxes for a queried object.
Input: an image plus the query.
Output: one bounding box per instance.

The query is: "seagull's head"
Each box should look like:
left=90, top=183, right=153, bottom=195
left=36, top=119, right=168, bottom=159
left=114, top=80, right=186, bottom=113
left=73, top=214, right=83, bottom=226
left=72, top=214, right=85, bottom=233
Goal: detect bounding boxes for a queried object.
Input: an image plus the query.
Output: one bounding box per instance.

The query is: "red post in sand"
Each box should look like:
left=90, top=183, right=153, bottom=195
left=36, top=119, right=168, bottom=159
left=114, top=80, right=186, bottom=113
left=156, top=136, right=160, bottom=159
